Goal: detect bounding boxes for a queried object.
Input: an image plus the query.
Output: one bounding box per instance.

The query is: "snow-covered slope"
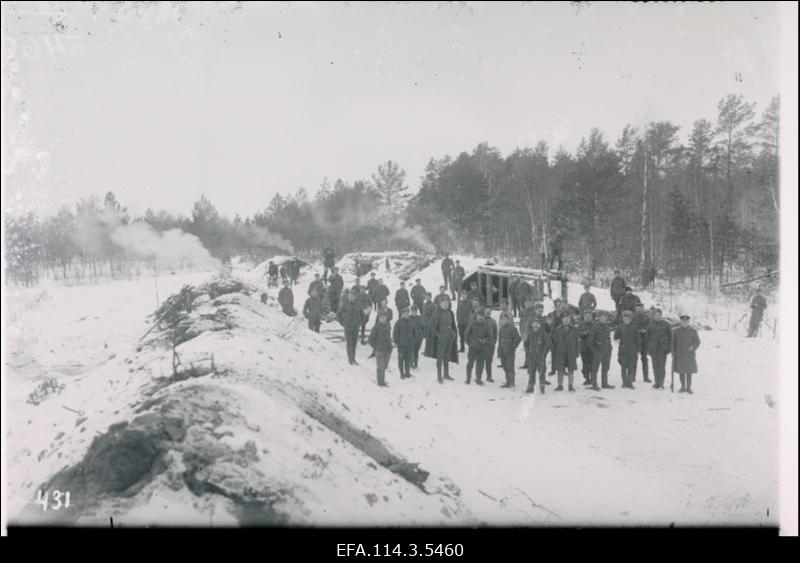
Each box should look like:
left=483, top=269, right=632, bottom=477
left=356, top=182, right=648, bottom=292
left=5, top=261, right=780, bottom=526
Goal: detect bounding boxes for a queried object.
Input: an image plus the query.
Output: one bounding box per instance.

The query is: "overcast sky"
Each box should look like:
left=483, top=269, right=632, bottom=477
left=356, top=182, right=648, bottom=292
left=1, top=1, right=781, bottom=219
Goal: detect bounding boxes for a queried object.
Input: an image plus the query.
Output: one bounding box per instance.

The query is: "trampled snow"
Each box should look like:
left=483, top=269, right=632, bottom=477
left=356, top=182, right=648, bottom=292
left=4, top=255, right=779, bottom=526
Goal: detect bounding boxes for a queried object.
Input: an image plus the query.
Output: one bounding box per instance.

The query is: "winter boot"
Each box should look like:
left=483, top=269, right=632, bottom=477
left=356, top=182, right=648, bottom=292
left=555, top=385, right=564, bottom=391
left=526, top=384, right=534, bottom=393
left=592, top=384, right=600, bottom=391
left=540, top=385, right=546, bottom=394
left=687, top=374, right=693, bottom=394
left=569, top=385, right=576, bottom=392
left=678, top=374, right=686, bottom=393
left=602, top=384, right=615, bottom=389
left=476, top=379, right=484, bottom=386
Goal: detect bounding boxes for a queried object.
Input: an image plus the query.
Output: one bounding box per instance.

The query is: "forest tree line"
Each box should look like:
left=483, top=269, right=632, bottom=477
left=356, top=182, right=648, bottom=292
left=5, top=94, right=779, bottom=290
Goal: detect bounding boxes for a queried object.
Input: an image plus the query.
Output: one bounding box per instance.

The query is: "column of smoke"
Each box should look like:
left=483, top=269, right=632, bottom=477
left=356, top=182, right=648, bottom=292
left=309, top=202, right=436, bottom=254
left=235, top=224, right=294, bottom=254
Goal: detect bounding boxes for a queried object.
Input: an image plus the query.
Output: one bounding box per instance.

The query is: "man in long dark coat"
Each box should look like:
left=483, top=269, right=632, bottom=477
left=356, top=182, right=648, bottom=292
left=497, top=313, right=522, bottom=388
left=322, top=243, right=336, bottom=284
left=328, top=267, right=344, bottom=313
left=614, top=310, right=641, bottom=389
left=337, top=290, right=363, bottom=365
left=646, top=308, right=672, bottom=390
left=367, top=273, right=380, bottom=311
left=393, top=308, right=415, bottom=379
left=451, top=260, right=466, bottom=300
left=456, top=292, right=473, bottom=353
left=441, top=254, right=454, bottom=291
left=410, top=278, right=427, bottom=313
left=409, top=305, right=425, bottom=369
left=610, top=270, right=626, bottom=322
left=672, top=314, right=700, bottom=393
left=524, top=317, right=551, bottom=394
left=424, top=298, right=458, bottom=383
left=395, top=281, right=411, bottom=312
left=278, top=280, right=296, bottom=317
left=578, top=282, right=597, bottom=313
left=747, top=290, right=768, bottom=337
left=368, top=310, right=392, bottom=387
left=464, top=309, right=492, bottom=385
left=589, top=311, right=613, bottom=390
left=551, top=314, right=579, bottom=391
left=303, top=288, right=323, bottom=333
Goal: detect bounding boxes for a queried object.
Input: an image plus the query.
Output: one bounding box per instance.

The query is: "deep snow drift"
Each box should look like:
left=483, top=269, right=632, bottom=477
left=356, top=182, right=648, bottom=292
left=4, top=255, right=780, bottom=526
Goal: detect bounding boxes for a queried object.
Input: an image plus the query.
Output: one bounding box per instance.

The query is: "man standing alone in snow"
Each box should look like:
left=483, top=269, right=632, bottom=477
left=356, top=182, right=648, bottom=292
left=441, top=254, right=454, bottom=291
left=672, top=314, right=700, bottom=393
left=322, top=243, right=336, bottom=284
left=747, top=289, right=768, bottom=338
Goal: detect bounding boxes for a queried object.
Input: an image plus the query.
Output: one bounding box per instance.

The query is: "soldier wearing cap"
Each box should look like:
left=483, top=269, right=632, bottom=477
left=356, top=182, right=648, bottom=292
left=672, top=314, right=700, bottom=393
left=646, top=308, right=672, bottom=389
left=578, top=282, right=597, bottom=313
left=614, top=309, right=641, bottom=389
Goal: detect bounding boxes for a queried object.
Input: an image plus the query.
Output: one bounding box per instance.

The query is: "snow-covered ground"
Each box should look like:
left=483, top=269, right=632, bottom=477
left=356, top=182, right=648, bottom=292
left=4, top=255, right=779, bottom=526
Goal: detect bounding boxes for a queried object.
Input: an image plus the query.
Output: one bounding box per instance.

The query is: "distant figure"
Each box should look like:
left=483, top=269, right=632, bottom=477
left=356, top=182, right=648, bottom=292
left=278, top=281, right=296, bottom=317
left=619, top=286, right=642, bottom=315
left=289, top=260, right=300, bottom=285
left=260, top=293, right=269, bottom=305
left=441, top=254, right=454, bottom=291
left=551, top=314, right=579, bottom=392
left=303, top=289, right=323, bottom=333
left=464, top=309, right=492, bottom=385
left=451, top=260, right=466, bottom=300
left=610, top=270, right=627, bottom=321
left=634, top=303, right=651, bottom=383
left=368, top=310, right=392, bottom=387
left=433, top=285, right=449, bottom=307
left=578, top=282, right=597, bottom=313
left=392, top=308, right=415, bottom=380
left=509, top=275, right=521, bottom=318
left=646, top=308, right=672, bottom=390
left=337, top=290, right=363, bottom=365
left=308, top=273, right=324, bottom=298
left=614, top=310, right=641, bottom=389
left=497, top=313, right=521, bottom=389
left=424, top=298, right=458, bottom=383
left=410, top=278, right=427, bottom=313
left=524, top=317, right=550, bottom=394
left=672, top=314, right=701, bottom=393
left=578, top=310, right=595, bottom=386
left=367, top=272, right=380, bottom=311
left=395, top=280, right=410, bottom=312
left=549, top=230, right=565, bottom=270
left=328, top=267, right=344, bottom=313
left=279, top=263, right=288, bottom=285
left=323, top=243, right=336, bottom=284
left=267, top=261, right=279, bottom=287
left=409, top=306, right=425, bottom=369
left=747, top=290, right=768, bottom=338
left=647, top=264, right=657, bottom=289
left=385, top=256, right=391, bottom=272
left=589, top=311, right=613, bottom=391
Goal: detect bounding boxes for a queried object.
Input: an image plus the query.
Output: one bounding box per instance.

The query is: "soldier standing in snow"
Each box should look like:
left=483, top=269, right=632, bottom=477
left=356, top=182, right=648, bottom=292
left=424, top=298, right=458, bottom=383
left=466, top=282, right=484, bottom=307
left=322, top=243, right=336, bottom=284
left=267, top=260, right=279, bottom=286
left=410, top=278, right=427, bottom=313
left=464, top=309, right=492, bottom=385
left=614, top=310, right=641, bottom=389
left=524, top=317, right=551, bottom=394
left=509, top=276, right=521, bottom=318
left=278, top=280, right=296, bottom=317
left=619, top=286, right=641, bottom=316
left=646, top=308, right=672, bottom=390
left=589, top=311, right=614, bottom=390
left=483, top=306, right=498, bottom=383
left=548, top=229, right=565, bottom=270
left=358, top=287, right=372, bottom=344
left=375, top=279, right=391, bottom=311
left=451, top=260, right=466, bottom=300
left=747, top=290, right=768, bottom=338
left=578, top=282, right=597, bottom=313
left=303, top=289, right=323, bottom=333
left=369, top=310, right=392, bottom=387
left=578, top=310, right=595, bottom=385
left=393, top=308, right=415, bottom=379
left=672, top=314, right=700, bottom=393
left=456, top=292, right=472, bottom=353
left=497, top=313, right=521, bottom=388
left=395, top=281, right=410, bottom=312
left=633, top=303, right=651, bottom=383
left=551, top=314, right=579, bottom=391
left=422, top=292, right=436, bottom=338
left=337, top=290, right=363, bottom=365
left=367, top=273, right=380, bottom=311
left=328, top=267, right=344, bottom=313
left=433, top=285, right=450, bottom=307
left=308, top=274, right=324, bottom=300
left=410, top=305, right=425, bottom=369
left=441, top=254, right=454, bottom=291
left=610, top=270, right=626, bottom=322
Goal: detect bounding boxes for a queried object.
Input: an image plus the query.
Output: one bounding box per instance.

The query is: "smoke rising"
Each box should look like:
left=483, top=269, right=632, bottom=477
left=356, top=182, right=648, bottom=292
left=234, top=223, right=294, bottom=254
left=110, top=222, right=223, bottom=269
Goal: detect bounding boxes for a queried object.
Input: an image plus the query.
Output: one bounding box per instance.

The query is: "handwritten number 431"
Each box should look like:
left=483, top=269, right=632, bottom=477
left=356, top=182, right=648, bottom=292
left=36, top=490, right=71, bottom=511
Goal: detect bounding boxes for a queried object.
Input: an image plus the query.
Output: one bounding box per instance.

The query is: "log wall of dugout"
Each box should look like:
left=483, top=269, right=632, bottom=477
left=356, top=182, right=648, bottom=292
left=460, top=268, right=567, bottom=308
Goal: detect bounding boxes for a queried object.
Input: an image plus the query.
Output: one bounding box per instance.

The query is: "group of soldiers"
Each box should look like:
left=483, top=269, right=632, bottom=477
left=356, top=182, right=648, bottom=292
left=266, top=259, right=301, bottom=288
left=272, top=252, right=704, bottom=395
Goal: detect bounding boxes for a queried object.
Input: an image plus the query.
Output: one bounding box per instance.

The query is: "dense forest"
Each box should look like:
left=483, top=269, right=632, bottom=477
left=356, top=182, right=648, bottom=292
left=5, top=94, right=779, bottom=290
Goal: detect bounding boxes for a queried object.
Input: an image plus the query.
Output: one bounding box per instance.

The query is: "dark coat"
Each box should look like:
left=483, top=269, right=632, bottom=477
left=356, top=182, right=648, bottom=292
left=308, top=279, right=324, bottom=298
left=614, top=323, right=641, bottom=360
left=392, top=317, right=416, bottom=347
left=323, top=246, right=336, bottom=267
left=375, top=284, right=390, bottom=303
left=485, top=316, right=498, bottom=355
left=751, top=294, right=767, bottom=311
left=516, top=281, right=532, bottom=303
left=337, top=300, right=363, bottom=329
left=441, top=257, right=454, bottom=274
left=410, top=315, right=425, bottom=344
left=410, top=284, right=427, bottom=304
left=278, top=287, right=295, bottom=314
left=452, top=265, right=466, bottom=287
left=395, top=288, right=410, bottom=311
left=303, top=296, right=323, bottom=321
left=509, top=279, right=520, bottom=301
left=433, top=293, right=450, bottom=307
left=375, top=305, right=393, bottom=326
left=497, top=324, right=521, bottom=354
left=647, top=319, right=672, bottom=355
left=619, top=293, right=642, bottom=312
left=578, top=292, right=597, bottom=312
left=578, top=319, right=594, bottom=353
left=464, top=317, right=493, bottom=352
left=422, top=301, right=436, bottom=331
left=589, top=321, right=612, bottom=353
left=610, top=276, right=626, bottom=300
left=465, top=289, right=484, bottom=306
left=524, top=328, right=551, bottom=364
left=456, top=299, right=473, bottom=325
left=671, top=326, right=700, bottom=374
left=367, top=278, right=380, bottom=299
left=551, top=325, right=579, bottom=371
left=329, top=274, right=344, bottom=295
left=424, top=308, right=459, bottom=363
left=369, top=322, right=393, bottom=354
